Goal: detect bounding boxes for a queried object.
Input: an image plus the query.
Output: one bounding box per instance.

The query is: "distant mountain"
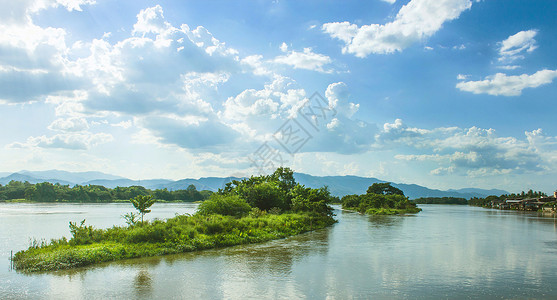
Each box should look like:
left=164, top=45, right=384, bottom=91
left=0, top=173, right=74, bottom=186
left=447, top=188, right=509, bottom=197
left=293, top=174, right=507, bottom=199
left=294, top=173, right=383, bottom=196
left=0, top=169, right=508, bottom=199
left=162, top=177, right=241, bottom=192
left=84, top=179, right=174, bottom=189
left=18, top=170, right=125, bottom=184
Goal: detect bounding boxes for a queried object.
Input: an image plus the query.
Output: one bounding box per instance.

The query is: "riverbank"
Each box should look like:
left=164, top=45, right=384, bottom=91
left=13, top=212, right=335, bottom=272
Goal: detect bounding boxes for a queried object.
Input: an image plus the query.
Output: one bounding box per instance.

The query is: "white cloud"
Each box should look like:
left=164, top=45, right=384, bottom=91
left=456, top=74, right=469, bottom=80
left=497, top=65, right=520, bottom=71
left=48, top=117, right=89, bottom=132
left=498, top=30, right=538, bottom=63
left=9, top=132, right=113, bottom=150
left=241, top=55, right=271, bottom=76
left=132, top=5, right=170, bottom=36
left=380, top=0, right=397, bottom=4
left=280, top=42, right=288, bottom=53
left=111, top=120, right=132, bottom=129
left=274, top=47, right=333, bottom=73
left=456, top=69, right=557, bottom=96
left=325, top=82, right=359, bottom=118
left=323, top=0, right=473, bottom=57
left=221, top=76, right=298, bottom=127
left=382, top=120, right=557, bottom=177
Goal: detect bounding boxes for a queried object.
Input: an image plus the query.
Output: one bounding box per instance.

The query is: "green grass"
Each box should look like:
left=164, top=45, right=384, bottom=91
left=13, top=212, right=335, bottom=272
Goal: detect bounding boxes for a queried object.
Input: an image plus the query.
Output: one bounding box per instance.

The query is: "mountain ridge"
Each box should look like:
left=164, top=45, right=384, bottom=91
left=0, top=170, right=508, bottom=199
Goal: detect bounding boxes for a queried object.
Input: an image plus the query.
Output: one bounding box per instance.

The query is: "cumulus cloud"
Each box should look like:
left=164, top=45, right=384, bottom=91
left=140, top=114, right=239, bottom=151
left=274, top=46, right=333, bottom=73
left=322, top=0, right=473, bottom=57
left=9, top=132, right=113, bottom=150
left=456, top=69, right=557, bottom=96
left=498, top=29, right=538, bottom=63
left=48, top=117, right=89, bottom=132
left=221, top=76, right=301, bottom=130
left=381, top=119, right=557, bottom=176
left=325, top=82, right=359, bottom=118
left=0, top=0, right=97, bottom=103
left=132, top=5, right=170, bottom=36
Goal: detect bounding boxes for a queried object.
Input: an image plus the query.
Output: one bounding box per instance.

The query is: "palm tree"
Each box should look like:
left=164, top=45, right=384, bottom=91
left=130, top=195, right=156, bottom=223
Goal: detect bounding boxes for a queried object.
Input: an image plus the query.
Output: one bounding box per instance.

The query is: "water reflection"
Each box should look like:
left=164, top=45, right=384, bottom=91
left=133, top=269, right=153, bottom=297
left=5, top=204, right=557, bottom=298
left=367, top=214, right=404, bottom=228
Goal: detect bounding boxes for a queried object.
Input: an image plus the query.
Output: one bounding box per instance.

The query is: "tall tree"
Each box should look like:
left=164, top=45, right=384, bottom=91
left=366, top=182, right=404, bottom=196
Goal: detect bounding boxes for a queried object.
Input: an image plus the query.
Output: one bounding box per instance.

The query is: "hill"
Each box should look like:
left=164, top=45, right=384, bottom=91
left=0, top=170, right=508, bottom=199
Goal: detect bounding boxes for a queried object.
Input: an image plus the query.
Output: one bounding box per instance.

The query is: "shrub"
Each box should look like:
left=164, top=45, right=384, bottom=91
left=197, top=194, right=251, bottom=217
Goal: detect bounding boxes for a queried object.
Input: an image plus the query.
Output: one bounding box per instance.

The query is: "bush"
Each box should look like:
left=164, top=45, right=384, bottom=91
left=197, top=194, right=251, bottom=217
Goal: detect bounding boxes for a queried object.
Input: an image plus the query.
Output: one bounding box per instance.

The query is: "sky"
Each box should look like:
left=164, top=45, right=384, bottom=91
left=1, top=0, right=557, bottom=193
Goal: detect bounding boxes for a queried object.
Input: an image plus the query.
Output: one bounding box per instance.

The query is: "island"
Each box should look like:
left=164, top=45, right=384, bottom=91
left=12, top=168, right=337, bottom=272
left=341, top=183, right=421, bottom=215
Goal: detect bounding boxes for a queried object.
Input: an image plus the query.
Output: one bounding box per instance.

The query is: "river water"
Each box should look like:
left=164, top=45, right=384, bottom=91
left=2, top=203, right=557, bottom=299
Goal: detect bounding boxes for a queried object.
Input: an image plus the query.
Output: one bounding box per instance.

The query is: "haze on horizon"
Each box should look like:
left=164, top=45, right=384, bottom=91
left=1, top=0, right=556, bottom=193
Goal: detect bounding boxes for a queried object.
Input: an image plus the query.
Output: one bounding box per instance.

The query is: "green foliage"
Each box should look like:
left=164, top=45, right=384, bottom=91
left=13, top=212, right=336, bottom=272
left=130, top=195, right=156, bottom=223
left=290, top=185, right=335, bottom=217
left=366, top=182, right=405, bottom=196
left=197, top=194, right=252, bottom=217
left=342, top=185, right=420, bottom=215
left=0, top=180, right=212, bottom=203
left=412, top=197, right=468, bottom=205
left=122, top=212, right=140, bottom=226
left=0, top=180, right=32, bottom=200
left=216, top=168, right=335, bottom=216
left=68, top=219, right=102, bottom=246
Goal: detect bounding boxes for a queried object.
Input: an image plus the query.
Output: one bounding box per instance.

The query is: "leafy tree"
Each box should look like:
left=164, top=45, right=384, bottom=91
left=26, top=182, right=57, bottom=202
left=130, top=195, right=156, bottom=223
left=366, top=182, right=404, bottom=196
left=290, top=185, right=334, bottom=217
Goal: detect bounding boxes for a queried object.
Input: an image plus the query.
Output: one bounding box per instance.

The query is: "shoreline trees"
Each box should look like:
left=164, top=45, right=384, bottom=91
left=0, top=181, right=210, bottom=203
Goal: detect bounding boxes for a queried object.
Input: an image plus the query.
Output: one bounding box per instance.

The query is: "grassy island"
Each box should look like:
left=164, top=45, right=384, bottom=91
left=341, top=183, right=421, bottom=215
left=13, top=168, right=337, bottom=272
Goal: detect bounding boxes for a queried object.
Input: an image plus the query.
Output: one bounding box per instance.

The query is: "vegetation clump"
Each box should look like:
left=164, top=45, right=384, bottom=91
left=412, top=197, right=468, bottom=205
left=341, top=183, right=421, bottom=215
left=13, top=168, right=337, bottom=272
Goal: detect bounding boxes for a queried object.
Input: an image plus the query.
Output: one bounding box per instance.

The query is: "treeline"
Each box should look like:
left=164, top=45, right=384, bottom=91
left=341, top=182, right=421, bottom=215
left=412, top=197, right=468, bottom=205
left=0, top=180, right=211, bottom=202
left=469, top=189, right=548, bottom=207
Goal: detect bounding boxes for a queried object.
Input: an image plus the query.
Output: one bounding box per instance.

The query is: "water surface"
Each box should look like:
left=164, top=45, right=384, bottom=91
left=2, top=204, right=557, bottom=299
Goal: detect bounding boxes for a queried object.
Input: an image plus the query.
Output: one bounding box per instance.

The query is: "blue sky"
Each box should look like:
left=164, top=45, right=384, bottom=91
left=1, top=0, right=557, bottom=193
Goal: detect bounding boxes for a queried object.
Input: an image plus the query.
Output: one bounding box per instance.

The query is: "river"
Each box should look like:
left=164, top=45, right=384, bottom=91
left=2, top=203, right=557, bottom=299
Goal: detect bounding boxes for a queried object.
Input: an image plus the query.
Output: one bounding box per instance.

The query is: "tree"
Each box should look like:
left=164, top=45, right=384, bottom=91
left=366, top=183, right=404, bottom=196
left=130, top=195, right=156, bottom=223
